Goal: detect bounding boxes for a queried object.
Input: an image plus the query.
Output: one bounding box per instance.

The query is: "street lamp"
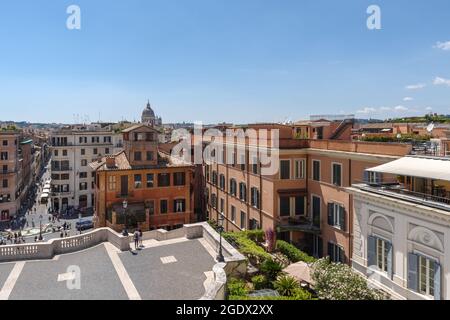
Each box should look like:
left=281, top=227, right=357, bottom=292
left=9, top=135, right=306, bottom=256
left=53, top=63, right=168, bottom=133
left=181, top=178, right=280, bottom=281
left=217, top=214, right=225, bottom=263
left=78, top=212, right=82, bottom=235
left=38, top=214, right=43, bottom=241
left=122, top=200, right=128, bottom=236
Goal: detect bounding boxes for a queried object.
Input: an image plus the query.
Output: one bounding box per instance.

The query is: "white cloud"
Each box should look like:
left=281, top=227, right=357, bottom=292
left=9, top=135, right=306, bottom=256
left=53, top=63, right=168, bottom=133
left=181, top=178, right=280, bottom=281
left=425, top=107, right=433, bottom=111
left=433, top=77, right=450, bottom=86
left=406, top=83, right=426, bottom=90
left=394, top=105, right=408, bottom=111
left=379, top=106, right=392, bottom=111
left=403, top=97, right=414, bottom=101
left=357, top=107, right=377, bottom=114
left=434, top=41, right=450, bottom=51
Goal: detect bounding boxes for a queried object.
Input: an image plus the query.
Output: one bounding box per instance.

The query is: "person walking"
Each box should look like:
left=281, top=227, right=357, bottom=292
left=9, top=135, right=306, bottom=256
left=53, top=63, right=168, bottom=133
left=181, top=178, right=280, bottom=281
left=138, top=229, right=143, bottom=248
left=133, top=230, right=139, bottom=250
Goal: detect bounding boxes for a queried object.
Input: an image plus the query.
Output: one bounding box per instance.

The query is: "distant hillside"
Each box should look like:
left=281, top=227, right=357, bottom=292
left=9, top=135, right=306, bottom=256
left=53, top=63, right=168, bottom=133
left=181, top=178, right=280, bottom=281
left=385, top=114, right=450, bottom=123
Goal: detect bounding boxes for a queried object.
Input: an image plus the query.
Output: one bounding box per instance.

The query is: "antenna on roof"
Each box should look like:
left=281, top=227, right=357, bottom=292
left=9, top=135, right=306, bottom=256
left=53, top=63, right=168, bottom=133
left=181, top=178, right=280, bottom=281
left=427, top=123, right=435, bottom=134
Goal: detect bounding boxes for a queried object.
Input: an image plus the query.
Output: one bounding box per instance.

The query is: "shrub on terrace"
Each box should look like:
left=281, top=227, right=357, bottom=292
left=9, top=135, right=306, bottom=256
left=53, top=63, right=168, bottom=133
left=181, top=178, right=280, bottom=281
left=276, top=240, right=316, bottom=264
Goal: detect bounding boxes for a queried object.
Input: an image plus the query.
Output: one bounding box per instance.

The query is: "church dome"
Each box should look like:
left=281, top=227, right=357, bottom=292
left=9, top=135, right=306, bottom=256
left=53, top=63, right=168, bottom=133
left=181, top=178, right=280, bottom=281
left=142, top=101, right=155, bottom=119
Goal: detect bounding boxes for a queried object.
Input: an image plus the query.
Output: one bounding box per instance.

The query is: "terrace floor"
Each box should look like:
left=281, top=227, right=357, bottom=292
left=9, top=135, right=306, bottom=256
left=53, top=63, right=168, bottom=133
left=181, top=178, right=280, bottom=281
left=0, top=238, right=217, bottom=300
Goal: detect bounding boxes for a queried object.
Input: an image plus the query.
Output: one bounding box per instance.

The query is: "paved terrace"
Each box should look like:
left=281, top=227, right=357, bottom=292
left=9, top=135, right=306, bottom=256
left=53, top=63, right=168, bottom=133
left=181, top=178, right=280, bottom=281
left=0, top=223, right=246, bottom=300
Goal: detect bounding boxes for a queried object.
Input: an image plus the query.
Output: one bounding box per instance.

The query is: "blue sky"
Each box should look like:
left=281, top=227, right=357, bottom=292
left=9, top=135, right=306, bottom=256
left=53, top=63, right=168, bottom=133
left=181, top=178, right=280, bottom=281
left=0, top=0, right=450, bottom=124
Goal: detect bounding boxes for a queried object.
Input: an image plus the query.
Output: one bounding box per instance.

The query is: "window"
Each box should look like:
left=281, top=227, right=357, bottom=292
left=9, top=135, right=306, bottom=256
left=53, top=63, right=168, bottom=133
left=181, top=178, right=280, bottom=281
left=332, top=163, right=342, bottom=186
left=61, top=174, right=69, bottom=180
left=280, top=196, right=305, bottom=217
left=219, top=174, right=225, bottom=190
left=2, top=179, right=8, bottom=188
left=81, top=159, right=87, bottom=166
left=79, top=172, right=88, bottom=179
left=240, top=154, right=246, bottom=171
left=328, top=242, right=345, bottom=263
left=212, top=171, right=218, bottom=185
left=280, top=160, right=290, bottom=179
left=220, top=198, right=224, bottom=213
left=408, top=253, right=440, bottom=299
left=280, top=197, right=290, bottom=217
left=158, top=173, right=170, bottom=187
left=294, top=159, right=305, bottom=179
left=63, top=150, right=68, bottom=156
left=134, top=152, right=142, bottom=161
left=134, top=174, right=142, bottom=188
left=239, top=182, right=247, bottom=201
left=295, top=196, right=305, bottom=215
left=2, top=165, right=7, bottom=173
left=174, top=199, right=186, bottom=213
left=104, top=136, right=111, bottom=143
left=81, top=149, right=85, bottom=155
left=230, top=179, right=237, bottom=197
left=251, top=156, right=259, bottom=174
left=94, top=148, right=98, bottom=155
left=79, top=182, right=88, bottom=191
left=211, top=194, right=217, bottom=209
left=251, top=187, right=260, bottom=209
left=160, top=200, right=168, bottom=214
left=2, top=140, right=7, bottom=146
left=376, top=238, right=389, bottom=272
left=174, top=172, right=186, bottom=186
left=108, top=176, right=116, bottom=191
left=419, top=256, right=436, bottom=297
left=105, top=148, right=110, bottom=155
left=54, top=150, right=59, bottom=157
left=240, top=211, right=246, bottom=229
left=311, top=196, right=322, bottom=228
left=146, top=174, right=154, bottom=188
left=231, top=206, right=236, bottom=223
left=146, top=151, right=154, bottom=161
left=0, top=152, right=7, bottom=161
left=312, top=160, right=320, bottom=181
left=313, top=235, right=323, bottom=258
left=327, top=203, right=345, bottom=231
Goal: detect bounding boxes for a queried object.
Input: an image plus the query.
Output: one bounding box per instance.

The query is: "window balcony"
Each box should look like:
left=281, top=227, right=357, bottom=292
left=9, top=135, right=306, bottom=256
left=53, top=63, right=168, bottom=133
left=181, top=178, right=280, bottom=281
left=277, top=216, right=321, bottom=234
left=51, top=167, right=72, bottom=172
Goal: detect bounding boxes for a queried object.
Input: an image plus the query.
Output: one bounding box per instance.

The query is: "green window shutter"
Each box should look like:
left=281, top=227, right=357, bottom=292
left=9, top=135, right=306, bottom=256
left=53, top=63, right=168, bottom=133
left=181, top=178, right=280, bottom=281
left=386, top=241, right=393, bottom=279
left=407, top=253, right=419, bottom=292
left=339, top=206, right=346, bottom=231
left=367, top=236, right=377, bottom=267
left=328, top=242, right=334, bottom=262
left=327, top=203, right=334, bottom=226
left=434, top=262, right=441, bottom=300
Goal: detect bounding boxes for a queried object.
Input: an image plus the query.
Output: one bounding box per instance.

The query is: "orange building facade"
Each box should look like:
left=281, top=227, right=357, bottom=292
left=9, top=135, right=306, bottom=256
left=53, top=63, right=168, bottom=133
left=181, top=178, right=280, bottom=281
left=91, top=124, right=195, bottom=233
left=205, top=123, right=412, bottom=264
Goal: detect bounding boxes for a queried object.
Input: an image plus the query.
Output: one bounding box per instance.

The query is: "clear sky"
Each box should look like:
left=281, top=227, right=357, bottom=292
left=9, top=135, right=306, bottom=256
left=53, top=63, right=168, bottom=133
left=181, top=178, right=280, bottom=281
left=0, top=0, right=450, bottom=124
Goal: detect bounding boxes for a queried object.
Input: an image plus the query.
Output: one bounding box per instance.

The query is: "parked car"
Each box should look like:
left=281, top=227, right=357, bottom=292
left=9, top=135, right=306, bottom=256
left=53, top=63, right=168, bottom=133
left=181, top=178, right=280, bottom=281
left=76, top=219, right=94, bottom=231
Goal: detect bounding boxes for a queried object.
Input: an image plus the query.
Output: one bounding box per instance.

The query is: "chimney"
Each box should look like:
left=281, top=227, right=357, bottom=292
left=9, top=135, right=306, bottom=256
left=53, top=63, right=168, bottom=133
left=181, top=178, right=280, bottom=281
left=106, top=156, right=116, bottom=168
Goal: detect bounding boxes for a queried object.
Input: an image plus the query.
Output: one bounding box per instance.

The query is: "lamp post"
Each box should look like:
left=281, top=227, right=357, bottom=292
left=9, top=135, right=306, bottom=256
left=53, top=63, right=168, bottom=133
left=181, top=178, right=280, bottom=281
left=78, top=212, right=82, bottom=235
left=217, top=214, right=225, bottom=263
left=38, top=214, right=43, bottom=241
left=122, top=200, right=128, bottom=236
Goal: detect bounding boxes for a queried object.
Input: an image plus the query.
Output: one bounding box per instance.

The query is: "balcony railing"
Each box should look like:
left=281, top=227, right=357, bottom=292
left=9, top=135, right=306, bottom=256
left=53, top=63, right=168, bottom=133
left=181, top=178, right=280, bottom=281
left=278, top=216, right=321, bottom=234
left=353, top=180, right=450, bottom=211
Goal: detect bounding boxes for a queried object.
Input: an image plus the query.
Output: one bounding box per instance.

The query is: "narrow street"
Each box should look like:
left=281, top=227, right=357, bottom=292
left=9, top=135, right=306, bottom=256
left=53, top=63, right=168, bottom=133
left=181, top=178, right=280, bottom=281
left=1, top=160, right=93, bottom=244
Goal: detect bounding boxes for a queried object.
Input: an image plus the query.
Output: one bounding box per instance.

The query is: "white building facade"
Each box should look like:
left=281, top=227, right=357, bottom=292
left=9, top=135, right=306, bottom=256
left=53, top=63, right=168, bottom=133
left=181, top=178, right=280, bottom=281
left=348, top=156, right=450, bottom=300
left=50, top=126, right=123, bottom=212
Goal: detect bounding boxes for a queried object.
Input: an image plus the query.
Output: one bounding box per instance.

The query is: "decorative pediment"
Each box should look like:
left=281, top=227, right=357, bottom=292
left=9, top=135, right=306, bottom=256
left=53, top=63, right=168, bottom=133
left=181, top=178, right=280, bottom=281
left=408, top=226, right=444, bottom=253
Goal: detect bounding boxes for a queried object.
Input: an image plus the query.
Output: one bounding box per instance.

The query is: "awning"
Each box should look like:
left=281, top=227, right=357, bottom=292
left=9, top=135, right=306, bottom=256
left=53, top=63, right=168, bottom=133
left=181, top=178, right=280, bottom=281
left=43, top=188, right=51, bottom=193
left=368, top=156, right=450, bottom=181
left=283, top=261, right=315, bottom=285
left=40, top=193, right=49, bottom=198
